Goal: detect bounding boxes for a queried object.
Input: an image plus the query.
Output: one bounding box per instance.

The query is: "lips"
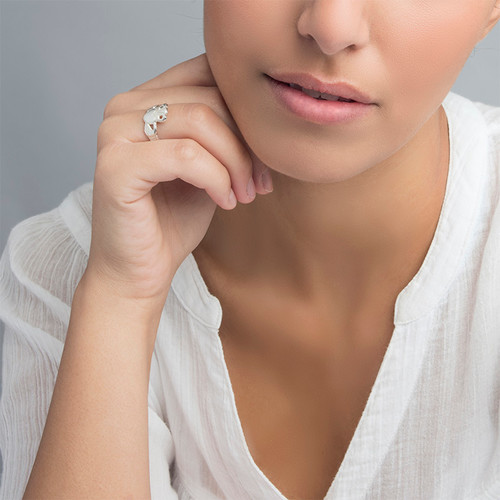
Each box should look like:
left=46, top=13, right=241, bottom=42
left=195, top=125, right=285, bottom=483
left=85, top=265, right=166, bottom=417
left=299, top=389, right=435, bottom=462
left=266, top=76, right=375, bottom=125
left=287, top=83, right=355, bottom=102
left=266, top=72, right=374, bottom=105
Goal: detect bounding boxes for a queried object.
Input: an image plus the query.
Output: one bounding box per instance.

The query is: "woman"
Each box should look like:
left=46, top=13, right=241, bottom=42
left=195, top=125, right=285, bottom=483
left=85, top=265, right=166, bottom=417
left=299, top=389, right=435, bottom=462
left=2, top=1, right=500, bottom=498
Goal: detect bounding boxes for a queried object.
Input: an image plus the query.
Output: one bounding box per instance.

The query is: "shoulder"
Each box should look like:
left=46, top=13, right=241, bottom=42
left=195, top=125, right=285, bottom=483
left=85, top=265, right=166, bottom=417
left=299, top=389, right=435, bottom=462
left=471, top=98, right=500, bottom=130
left=0, top=182, right=93, bottom=341
left=450, top=94, right=500, bottom=204
left=464, top=99, right=500, bottom=263
left=469, top=98, right=500, bottom=153
left=444, top=92, right=500, bottom=144
left=5, top=181, right=94, bottom=271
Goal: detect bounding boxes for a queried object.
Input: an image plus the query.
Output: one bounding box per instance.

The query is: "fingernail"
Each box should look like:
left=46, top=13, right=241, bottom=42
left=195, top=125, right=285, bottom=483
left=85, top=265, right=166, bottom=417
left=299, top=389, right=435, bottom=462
left=246, top=177, right=256, bottom=199
left=261, top=169, right=273, bottom=193
left=228, top=189, right=237, bottom=208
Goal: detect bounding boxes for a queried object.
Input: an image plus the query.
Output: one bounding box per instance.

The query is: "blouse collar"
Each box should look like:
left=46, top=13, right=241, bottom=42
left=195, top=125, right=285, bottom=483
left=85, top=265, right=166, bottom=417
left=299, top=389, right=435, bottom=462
left=171, top=91, right=491, bottom=328
left=393, top=91, right=491, bottom=324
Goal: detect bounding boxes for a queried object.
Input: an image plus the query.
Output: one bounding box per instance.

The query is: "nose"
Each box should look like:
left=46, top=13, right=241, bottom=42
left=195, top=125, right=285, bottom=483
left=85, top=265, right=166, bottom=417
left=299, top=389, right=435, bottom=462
left=296, top=0, right=370, bottom=55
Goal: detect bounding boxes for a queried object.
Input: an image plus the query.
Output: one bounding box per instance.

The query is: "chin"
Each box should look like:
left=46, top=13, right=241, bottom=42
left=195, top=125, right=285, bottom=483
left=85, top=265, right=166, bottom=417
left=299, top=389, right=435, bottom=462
left=244, top=135, right=371, bottom=184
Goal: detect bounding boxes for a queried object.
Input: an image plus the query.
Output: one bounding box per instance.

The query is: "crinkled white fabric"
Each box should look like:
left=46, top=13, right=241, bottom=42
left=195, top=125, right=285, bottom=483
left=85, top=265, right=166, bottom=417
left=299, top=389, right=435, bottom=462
left=1, top=91, right=500, bottom=500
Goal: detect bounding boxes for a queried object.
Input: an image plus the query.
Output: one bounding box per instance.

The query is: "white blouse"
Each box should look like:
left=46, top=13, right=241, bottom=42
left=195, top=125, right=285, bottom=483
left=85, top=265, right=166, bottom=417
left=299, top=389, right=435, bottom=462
left=1, top=91, right=500, bottom=500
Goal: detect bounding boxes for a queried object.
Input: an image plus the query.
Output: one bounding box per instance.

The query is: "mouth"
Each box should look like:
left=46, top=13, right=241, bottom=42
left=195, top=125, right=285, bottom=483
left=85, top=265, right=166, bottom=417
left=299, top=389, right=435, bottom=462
left=265, top=72, right=374, bottom=105
left=264, top=74, right=375, bottom=125
left=285, top=83, right=356, bottom=102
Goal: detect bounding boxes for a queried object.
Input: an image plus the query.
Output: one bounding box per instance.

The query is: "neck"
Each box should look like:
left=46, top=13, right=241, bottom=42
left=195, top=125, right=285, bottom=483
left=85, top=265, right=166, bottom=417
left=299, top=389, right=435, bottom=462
left=196, top=105, right=450, bottom=314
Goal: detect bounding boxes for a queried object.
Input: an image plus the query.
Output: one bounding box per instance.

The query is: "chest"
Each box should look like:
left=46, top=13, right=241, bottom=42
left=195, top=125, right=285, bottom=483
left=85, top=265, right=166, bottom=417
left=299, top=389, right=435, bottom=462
left=192, top=246, right=396, bottom=498
left=218, top=314, right=393, bottom=500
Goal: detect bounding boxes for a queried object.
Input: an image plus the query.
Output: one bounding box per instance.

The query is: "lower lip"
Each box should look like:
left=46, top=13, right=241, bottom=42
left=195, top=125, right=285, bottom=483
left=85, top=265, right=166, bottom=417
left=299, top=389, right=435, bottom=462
left=266, top=75, right=375, bottom=125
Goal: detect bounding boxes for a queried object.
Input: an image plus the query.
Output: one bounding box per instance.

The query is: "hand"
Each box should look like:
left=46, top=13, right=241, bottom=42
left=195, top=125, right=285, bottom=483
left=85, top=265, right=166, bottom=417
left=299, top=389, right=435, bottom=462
left=84, top=53, right=273, bottom=304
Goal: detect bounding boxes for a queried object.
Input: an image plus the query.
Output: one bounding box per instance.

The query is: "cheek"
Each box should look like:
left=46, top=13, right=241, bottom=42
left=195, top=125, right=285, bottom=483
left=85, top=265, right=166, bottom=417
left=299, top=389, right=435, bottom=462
left=204, top=2, right=249, bottom=93
left=203, top=1, right=273, bottom=122
left=202, top=0, right=490, bottom=184
left=384, top=3, right=484, bottom=102
left=204, top=1, right=265, bottom=60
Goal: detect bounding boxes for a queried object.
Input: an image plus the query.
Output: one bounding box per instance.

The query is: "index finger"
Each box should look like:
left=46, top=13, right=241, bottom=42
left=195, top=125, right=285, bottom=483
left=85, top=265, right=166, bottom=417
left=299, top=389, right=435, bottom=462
left=130, top=53, right=217, bottom=91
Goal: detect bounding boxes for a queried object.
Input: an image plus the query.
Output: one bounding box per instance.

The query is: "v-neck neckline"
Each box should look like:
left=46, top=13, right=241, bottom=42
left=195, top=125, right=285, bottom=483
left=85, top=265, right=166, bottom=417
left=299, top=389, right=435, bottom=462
left=170, top=91, right=491, bottom=499
left=209, top=320, right=431, bottom=499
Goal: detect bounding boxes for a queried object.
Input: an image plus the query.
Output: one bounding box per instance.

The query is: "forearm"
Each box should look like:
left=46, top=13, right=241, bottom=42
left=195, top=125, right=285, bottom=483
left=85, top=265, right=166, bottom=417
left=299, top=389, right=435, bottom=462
left=23, top=272, right=166, bottom=500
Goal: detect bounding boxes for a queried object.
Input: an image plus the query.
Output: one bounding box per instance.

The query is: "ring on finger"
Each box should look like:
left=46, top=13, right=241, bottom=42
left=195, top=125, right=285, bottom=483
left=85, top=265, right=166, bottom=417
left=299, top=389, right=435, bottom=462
left=143, top=103, right=169, bottom=141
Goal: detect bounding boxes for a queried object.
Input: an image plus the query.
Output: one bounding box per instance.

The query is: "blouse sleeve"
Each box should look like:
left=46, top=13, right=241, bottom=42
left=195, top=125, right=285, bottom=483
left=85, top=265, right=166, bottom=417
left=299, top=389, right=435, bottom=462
left=0, top=187, right=178, bottom=499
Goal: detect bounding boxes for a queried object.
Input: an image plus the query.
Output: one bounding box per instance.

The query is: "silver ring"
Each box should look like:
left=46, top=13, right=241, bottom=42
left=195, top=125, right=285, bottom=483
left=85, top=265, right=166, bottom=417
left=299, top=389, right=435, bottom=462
left=143, top=103, right=169, bottom=141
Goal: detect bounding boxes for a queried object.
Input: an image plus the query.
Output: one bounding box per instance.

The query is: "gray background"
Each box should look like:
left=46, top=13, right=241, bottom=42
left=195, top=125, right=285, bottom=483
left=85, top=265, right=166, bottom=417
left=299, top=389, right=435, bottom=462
left=0, top=0, right=499, bottom=481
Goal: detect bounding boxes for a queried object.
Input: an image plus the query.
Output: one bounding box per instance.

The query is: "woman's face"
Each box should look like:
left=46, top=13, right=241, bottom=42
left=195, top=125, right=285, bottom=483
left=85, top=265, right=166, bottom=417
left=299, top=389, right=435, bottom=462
left=203, top=0, right=499, bottom=183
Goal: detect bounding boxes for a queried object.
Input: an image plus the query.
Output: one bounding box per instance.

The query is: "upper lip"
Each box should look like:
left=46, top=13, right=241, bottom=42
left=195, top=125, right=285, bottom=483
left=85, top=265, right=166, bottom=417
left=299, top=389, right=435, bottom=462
left=267, top=72, right=374, bottom=105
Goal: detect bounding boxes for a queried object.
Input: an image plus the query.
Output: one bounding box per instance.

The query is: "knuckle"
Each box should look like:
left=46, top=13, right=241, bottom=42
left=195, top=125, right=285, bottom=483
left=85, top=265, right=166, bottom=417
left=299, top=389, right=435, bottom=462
left=96, top=141, right=125, bottom=174
left=206, top=88, right=226, bottom=110
left=102, top=92, right=128, bottom=120
left=97, top=115, right=120, bottom=148
left=96, top=142, right=118, bottom=169
left=174, top=139, right=200, bottom=162
left=187, top=103, right=213, bottom=128
left=201, top=87, right=234, bottom=124
left=97, top=116, right=112, bottom=138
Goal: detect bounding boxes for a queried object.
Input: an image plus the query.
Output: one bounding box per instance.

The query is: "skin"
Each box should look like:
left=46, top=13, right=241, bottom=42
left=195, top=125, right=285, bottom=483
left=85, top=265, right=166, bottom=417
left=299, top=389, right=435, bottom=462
left=20, top=4, right=500, bottom=499
left=199, top=0, right=500, bottom=337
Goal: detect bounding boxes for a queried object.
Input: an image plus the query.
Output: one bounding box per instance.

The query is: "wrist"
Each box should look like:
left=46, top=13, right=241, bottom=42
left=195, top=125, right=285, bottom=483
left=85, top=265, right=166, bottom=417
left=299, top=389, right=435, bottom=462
left=72, top=270, right=169, bottom=357
left=78, top=263, right=172, bottom=312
